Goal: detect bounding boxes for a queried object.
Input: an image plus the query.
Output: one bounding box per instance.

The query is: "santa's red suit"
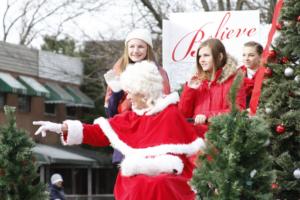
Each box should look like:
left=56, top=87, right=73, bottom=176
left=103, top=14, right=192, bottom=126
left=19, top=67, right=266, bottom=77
left=62, top=93, right=205, bottom=200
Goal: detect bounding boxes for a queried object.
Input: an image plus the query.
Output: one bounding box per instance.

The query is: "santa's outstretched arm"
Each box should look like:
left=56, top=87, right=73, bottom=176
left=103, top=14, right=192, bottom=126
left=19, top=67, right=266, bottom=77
left=33, top=120, right=110, bottom=147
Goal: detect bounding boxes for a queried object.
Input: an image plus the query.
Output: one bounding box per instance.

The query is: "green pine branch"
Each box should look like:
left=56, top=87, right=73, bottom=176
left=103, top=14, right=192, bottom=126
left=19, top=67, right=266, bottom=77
left=258, top=0, right=300, bottom=198
left=192, top=73, right=273, bottom=199
left=0, top=106, right=48, bottom=200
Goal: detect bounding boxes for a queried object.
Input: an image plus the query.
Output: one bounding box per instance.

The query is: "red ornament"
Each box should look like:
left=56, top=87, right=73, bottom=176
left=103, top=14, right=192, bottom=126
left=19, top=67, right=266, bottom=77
left=276, top=124, right=285, bottom=134
left=281, top=56, right=289, bottom=64
left=276, top=23, right=282, bottom=30
left=264, top=67, right=273, bottom=77
left=268, top=50, right=277, bottom=59
left=206, top=155, right=213, bottom=162
left=298, top=16, right=300, bottom=22
left=272, top=183, right=279, bottom=189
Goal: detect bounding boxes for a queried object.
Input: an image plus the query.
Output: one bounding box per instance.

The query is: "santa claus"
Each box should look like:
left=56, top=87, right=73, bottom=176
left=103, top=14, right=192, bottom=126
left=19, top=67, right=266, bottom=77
left=33, top=61, right=206, bottom=200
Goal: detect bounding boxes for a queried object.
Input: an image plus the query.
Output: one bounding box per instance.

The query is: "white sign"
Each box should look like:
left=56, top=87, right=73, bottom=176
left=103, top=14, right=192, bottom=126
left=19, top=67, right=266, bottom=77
left=163, top=10, right=263, bottom=91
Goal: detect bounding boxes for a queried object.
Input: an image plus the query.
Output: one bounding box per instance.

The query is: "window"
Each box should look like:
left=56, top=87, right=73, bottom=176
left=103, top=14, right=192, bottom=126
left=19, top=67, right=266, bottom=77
left=0, top=92, right=6, bottom=109
left=92, top=168, right=117, bottom=194
left=67, top=106, right=76, bottom=117
left=18, top=95, right=31, bottom=112
left=45, top=103, right=55, bottom=115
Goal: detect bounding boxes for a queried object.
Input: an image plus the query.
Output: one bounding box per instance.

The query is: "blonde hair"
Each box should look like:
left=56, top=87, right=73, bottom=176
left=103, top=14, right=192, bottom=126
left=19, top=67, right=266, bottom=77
left=119, top=43, right=156, bottom=72
left=196, top=39, right=227, bottom=81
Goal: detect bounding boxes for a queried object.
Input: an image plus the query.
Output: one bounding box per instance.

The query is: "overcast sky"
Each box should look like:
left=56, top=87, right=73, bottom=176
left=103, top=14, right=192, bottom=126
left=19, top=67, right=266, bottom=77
left=0, top=0, right=200, bottom=48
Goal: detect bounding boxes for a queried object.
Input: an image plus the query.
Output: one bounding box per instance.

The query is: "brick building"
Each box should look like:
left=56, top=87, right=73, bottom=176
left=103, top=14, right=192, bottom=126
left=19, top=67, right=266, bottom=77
left=0, top=41, right=116, bottom=200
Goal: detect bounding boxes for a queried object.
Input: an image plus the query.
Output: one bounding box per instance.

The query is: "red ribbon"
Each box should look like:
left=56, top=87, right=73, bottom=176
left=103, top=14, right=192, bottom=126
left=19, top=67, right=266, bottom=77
left=249, top=0, right=284, bottom=115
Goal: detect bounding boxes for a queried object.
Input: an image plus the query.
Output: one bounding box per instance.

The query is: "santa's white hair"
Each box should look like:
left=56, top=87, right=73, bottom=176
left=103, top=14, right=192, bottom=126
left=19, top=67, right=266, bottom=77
left=120, top=61, right=163, bottom=105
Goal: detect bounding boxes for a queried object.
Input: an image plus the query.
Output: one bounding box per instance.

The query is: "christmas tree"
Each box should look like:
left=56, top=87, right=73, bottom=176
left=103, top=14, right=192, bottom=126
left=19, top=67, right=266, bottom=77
left=0, top=106, right=48, bottom=199
left=191, top=74, right=273, bottom=199
left=259, top=0, right=300, bottom=198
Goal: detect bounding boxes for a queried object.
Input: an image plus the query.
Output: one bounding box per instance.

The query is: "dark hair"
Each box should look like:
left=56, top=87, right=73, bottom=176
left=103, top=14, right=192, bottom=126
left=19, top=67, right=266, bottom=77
left=196, top=38, right=227, bottom=80
left=244, top=41, right=263, bottom=56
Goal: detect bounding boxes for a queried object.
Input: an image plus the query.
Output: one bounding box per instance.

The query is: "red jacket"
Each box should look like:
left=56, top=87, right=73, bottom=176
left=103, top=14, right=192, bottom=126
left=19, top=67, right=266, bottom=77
left=179, top=68, right=246, bottom=137
left=239, top=65, right=261, bottom=99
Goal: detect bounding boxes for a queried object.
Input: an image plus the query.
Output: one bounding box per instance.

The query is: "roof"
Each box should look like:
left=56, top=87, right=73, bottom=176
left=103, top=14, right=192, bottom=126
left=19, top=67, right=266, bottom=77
left=44, top=82, right=74, bottom=104
left=33, top=144, right=94, bottom=165
left=32, top=144, right=112, bottom=167
left=64, top=86, right=94, bottom=108
left=38, top=50, right=83, bottom=85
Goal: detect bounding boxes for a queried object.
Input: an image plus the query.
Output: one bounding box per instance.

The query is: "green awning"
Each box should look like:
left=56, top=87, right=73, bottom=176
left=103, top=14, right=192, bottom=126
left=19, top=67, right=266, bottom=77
left=18, top=75, right=50, bottom=97
left=44, top=82, right=74, bottom=104
left=64, top=86, right=95, bottom=108
left=0, top=72, right=27, bottom=94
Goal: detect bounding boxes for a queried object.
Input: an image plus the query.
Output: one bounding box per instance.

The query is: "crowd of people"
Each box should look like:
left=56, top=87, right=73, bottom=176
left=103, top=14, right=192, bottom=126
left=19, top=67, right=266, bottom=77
left=34, top=28, right=263, bottom=200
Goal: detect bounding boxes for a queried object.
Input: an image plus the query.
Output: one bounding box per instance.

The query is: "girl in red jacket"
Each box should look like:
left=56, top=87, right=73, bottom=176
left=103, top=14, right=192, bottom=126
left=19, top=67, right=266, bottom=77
left=178, top=38, right=246, bottom=138
left=239, top=41, right=263, bottom=107
left=33, top=61, right=205, bottom=200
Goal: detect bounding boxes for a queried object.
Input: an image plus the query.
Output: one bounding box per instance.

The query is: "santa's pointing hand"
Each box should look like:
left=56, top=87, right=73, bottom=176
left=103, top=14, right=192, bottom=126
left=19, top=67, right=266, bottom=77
left=33, top=121, right=63, bottom=137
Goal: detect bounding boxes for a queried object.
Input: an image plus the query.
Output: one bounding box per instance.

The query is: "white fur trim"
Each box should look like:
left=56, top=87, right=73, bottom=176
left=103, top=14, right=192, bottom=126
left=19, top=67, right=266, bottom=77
left=145, top=92, right=179, bottom=116
left=131, top=92, right=179, bottom=116
left=62, top=120, right=83, bottom=145
left=131, top=106, right=151, bottom=116
left=120, top=154, right=183, bottom=176
left=104, top=69, right=122, bottom=92
left=94, top=117, right=206, bottom=157
left=94, top=117, right=134, bottom=154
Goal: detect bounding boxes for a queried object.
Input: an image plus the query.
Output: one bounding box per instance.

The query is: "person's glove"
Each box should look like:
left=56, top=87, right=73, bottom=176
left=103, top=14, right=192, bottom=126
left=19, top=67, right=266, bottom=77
left=33, top=121, right=62, bottom=137
left=104, top=69, right=122, bottom=92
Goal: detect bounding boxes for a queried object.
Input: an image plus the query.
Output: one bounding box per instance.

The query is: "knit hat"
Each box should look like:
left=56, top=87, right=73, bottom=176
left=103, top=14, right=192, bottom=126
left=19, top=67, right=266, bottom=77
left=125, top=28, right=153, bottom=48
left=51, top=173, right=63, bottom=184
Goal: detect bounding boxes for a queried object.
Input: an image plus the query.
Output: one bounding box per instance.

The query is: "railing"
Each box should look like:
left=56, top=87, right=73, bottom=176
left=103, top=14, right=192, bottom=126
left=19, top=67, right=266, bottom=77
left=65, top=194, right=114, bottom=200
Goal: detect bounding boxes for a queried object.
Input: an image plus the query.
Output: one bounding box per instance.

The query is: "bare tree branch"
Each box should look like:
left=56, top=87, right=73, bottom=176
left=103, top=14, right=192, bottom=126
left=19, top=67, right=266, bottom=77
left=218, top=0, right=225, bottom=11
left=139, top=0, right=163, bottom=29
left=134, top=1, right=158, bottom=31
left=226, top=0, right=232, bottom=10
left=1, top=0, right=109, bottom=46
left=236, top=0, right=251, bottom=10
left=19, top=0, right=48, bottom=44
left=267, top=0, right=277, bottom=23
left=3, top=0, right=31, bottom=42
left=201, top=0, right=210, bottom=11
